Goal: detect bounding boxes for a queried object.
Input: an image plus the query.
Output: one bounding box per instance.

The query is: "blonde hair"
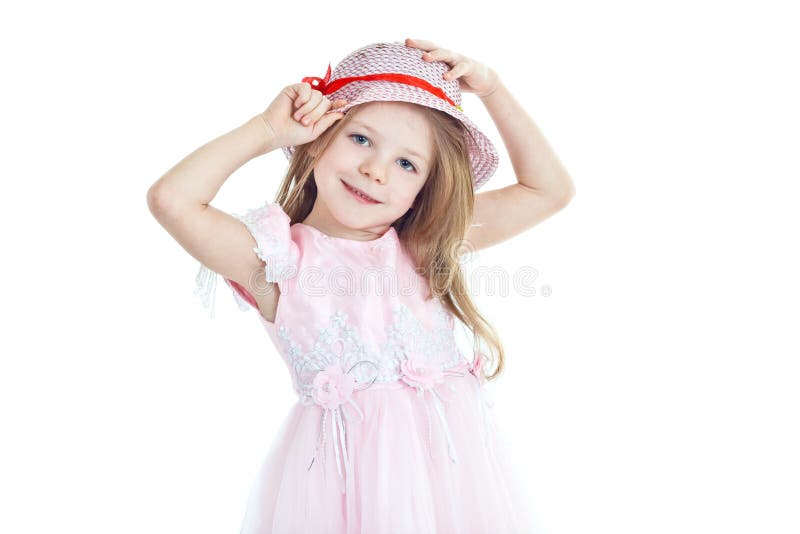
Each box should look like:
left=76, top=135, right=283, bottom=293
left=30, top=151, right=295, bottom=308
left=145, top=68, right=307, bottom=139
left=273, top=103, right=506, bottom=381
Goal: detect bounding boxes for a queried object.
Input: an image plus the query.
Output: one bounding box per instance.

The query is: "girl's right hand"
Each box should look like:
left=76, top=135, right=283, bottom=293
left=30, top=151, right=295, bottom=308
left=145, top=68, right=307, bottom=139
left=259, top=82, right=348, bottom=151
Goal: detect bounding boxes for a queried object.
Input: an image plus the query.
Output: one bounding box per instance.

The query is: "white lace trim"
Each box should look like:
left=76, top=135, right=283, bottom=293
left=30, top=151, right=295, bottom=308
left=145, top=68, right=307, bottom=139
left=275, top=300, right=466, bottom=392
left=235, top=201, right=298, bottom=283
left=193, top=263, right=220, bottom=319
left=193, top=201, right=297, bottom=318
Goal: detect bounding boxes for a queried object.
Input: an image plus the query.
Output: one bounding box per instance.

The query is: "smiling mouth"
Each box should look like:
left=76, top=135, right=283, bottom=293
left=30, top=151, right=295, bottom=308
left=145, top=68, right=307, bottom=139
left=341, top=179, right=382, bottom=203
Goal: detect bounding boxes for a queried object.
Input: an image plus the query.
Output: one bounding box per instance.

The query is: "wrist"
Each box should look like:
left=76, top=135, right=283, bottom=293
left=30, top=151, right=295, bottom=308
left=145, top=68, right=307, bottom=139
left=249, top=114, right=279, bottom=156
left=478, top=69, right=502, bottom=100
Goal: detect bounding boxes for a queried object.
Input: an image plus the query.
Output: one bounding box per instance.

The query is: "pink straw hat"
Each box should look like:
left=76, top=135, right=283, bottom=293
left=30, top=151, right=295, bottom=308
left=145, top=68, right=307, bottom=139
left=282, top=40, right=499, bottom=191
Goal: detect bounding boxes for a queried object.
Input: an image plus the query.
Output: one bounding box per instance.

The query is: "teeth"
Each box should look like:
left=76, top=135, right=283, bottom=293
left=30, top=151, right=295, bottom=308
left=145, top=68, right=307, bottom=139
left=347, top=182, right=376, bottom=202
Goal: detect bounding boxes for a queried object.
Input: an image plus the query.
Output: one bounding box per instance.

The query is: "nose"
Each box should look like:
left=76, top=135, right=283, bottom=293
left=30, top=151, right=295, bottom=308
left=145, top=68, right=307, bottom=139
left=359, top=158, right=388, bottom=185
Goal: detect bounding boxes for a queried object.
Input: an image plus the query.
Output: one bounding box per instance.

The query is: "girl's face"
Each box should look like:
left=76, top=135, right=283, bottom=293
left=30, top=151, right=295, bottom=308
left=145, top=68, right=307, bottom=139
left=305, top=101, right=435, bottom=240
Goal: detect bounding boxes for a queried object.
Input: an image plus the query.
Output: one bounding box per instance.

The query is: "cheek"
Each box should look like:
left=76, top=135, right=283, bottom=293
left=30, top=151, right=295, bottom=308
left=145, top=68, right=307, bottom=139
left=312, top=159, right=342, bottom=188
left=390, top=185, right=422, bottom=209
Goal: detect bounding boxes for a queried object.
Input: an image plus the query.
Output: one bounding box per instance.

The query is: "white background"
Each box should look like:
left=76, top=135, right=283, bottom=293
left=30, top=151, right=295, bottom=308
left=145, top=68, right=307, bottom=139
left=2, top=1, right=798, bottom=533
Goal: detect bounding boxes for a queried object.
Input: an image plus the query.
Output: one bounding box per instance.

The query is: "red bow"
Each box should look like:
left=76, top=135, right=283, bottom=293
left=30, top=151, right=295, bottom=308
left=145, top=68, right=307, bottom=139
left=301, top=62, right=332, bottom=94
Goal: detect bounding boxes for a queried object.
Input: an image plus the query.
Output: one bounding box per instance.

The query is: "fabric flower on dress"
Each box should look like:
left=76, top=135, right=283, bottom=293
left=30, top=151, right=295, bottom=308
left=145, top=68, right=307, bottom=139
left=467, top=351, right=497, bottom=460
left=469, top=351, right=488, bottom=384
left=303, top=360, right=376, bottom=481
left=400, top=354, right=445, bottom=390
left=298, top=348, right=379, bottom=524
left=399, top=350, right=464, bottom=463
left=289, top=310, right=380, bottom=527
left=311, top=363, right=356, bottom=410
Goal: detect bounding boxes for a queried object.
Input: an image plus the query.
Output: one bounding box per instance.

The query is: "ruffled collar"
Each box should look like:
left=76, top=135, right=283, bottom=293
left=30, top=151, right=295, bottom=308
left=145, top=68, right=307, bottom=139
left=295, top=222, right=398, bottom=251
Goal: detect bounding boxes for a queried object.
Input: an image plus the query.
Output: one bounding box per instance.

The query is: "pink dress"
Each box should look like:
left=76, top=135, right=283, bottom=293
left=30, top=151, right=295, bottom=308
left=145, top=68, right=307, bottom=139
left=194, top=201, right=536, bottom=533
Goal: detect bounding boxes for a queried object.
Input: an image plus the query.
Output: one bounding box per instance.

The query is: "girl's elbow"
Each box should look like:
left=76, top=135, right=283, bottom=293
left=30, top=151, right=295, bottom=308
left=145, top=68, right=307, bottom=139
left=552, top=184, right=575, bottom=207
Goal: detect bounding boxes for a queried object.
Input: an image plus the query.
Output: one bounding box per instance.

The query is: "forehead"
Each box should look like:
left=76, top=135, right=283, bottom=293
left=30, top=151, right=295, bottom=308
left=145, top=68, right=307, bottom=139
left=353, top=100, right=426, bottom=123
left=348, top=102, right=433, bottom=161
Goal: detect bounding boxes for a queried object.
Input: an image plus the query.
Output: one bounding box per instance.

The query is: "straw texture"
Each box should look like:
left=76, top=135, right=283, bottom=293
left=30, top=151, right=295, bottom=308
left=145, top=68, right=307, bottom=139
left=283, top=41, right=499, bottom=191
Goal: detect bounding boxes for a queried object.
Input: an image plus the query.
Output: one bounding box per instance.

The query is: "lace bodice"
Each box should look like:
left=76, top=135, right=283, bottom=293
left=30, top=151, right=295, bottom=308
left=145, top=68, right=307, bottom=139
left=193, top=201, right=483, bottom=398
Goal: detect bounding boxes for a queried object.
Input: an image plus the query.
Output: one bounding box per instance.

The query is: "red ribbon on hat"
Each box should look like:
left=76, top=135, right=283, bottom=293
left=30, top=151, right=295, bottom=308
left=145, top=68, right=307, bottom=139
left=302, top=63, right=333, bottom=93
left=301, top=62, right=463, bottom=112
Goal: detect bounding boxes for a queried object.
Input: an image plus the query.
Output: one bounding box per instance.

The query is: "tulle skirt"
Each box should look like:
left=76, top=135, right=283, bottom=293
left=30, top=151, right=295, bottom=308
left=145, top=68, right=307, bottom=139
left=238, top=367, right=536, bottom=533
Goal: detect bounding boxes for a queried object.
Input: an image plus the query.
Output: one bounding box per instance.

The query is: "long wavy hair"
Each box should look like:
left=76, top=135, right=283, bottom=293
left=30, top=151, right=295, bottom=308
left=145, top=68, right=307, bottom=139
left=272, top=103, right=506, bottom=381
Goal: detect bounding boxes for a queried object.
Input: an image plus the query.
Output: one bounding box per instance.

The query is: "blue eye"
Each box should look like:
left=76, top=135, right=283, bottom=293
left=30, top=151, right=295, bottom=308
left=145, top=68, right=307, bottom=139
left=398, top=159, right=416, bottom=172
left=349, top=134, right=417, bottom=173
left=351, top=134, right=369, bottom=147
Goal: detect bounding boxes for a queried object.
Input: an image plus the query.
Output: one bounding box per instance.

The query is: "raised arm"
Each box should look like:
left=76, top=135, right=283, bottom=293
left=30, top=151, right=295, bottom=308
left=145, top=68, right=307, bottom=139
left=466, top=78, right=576, bottom=252
left=406, top=38, right=576, bottom=252
left=147, top=115, right=274, bottom=209
left=146, top=84, right=347, bottom=317
left=146, top=115, right=278, bottom=301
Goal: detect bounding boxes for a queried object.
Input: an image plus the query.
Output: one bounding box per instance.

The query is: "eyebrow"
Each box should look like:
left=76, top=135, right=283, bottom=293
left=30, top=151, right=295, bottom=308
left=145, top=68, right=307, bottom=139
left=350, top=120, right=429, bottom=163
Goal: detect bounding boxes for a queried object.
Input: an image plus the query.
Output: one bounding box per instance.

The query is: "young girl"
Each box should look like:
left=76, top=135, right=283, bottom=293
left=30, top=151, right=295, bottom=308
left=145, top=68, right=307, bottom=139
left=148, top=38, right=574, bottom=533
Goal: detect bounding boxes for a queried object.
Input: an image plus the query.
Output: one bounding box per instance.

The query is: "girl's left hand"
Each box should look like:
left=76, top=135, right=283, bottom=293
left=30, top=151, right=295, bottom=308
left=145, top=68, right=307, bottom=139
left=405, top=37, right=500, bottom=98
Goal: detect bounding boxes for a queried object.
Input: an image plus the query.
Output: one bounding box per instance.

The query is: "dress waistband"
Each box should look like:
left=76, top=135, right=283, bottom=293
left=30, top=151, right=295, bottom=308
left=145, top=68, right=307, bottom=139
left=295, top=354, right=491, bottom=531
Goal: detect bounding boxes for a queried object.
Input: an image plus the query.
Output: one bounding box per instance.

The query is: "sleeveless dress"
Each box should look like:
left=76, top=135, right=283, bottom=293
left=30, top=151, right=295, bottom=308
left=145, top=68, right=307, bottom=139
left=193, top=201, right=536, bottom=533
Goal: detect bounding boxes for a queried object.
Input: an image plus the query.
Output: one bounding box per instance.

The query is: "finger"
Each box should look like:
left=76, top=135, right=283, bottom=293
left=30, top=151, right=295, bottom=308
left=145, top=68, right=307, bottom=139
left=293, top=83, right=323, bottom=113
left=315, top=109, right=345, bottom=131
left=405, top=38, right=439, bottom=51
left=295, top=91, right=323, bottom=122
left=304, top=98, right=337, bottom=126
left=293, top=82, right=312, bottom=108
left=422, top=48, right=459, bottom=65
left=327, top=99, right=347, bottom=109
left=444, top=62, right=470, bottom=81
